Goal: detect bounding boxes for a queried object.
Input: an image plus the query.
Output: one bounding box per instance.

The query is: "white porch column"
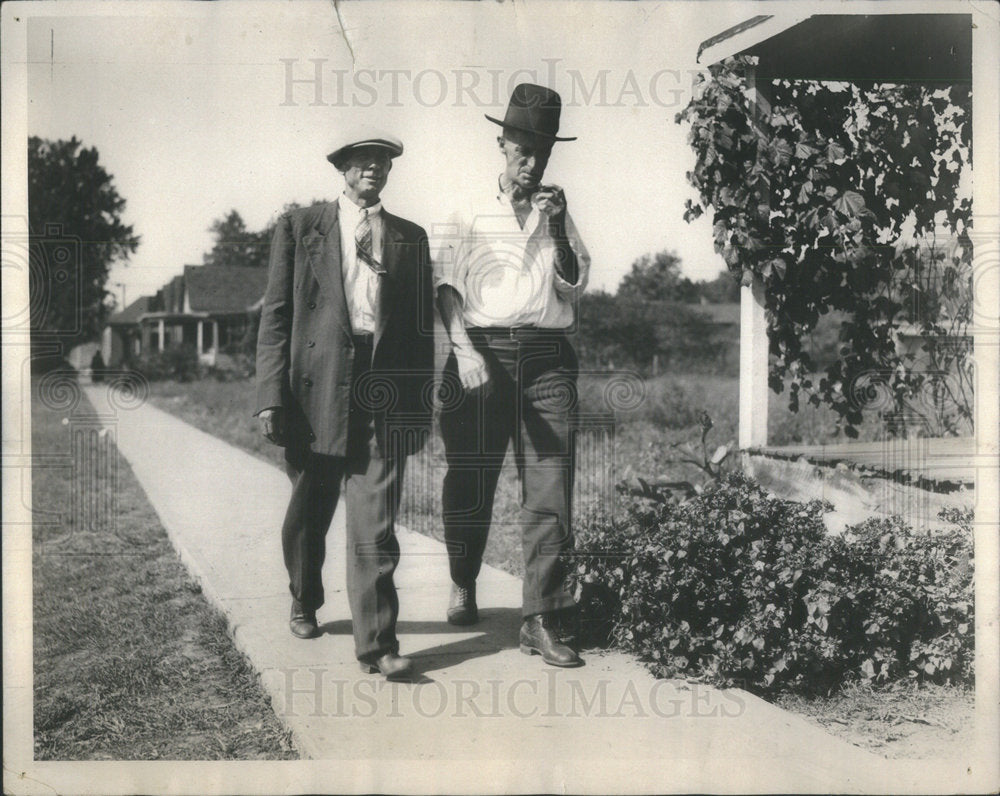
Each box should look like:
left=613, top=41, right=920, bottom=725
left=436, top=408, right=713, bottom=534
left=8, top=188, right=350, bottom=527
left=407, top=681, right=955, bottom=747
left=739, top=277, right=768, bottom=448
left=157, top=319, right=165, bottom=351
left=738, top=64, right=772, bottom=450
left=196, top=320, right=204, bottom=353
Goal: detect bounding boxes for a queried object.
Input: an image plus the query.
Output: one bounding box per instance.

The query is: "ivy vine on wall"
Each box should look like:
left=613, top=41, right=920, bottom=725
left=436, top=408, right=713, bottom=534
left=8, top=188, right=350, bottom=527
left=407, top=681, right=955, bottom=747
left=675, top=57, right=973, bottom=437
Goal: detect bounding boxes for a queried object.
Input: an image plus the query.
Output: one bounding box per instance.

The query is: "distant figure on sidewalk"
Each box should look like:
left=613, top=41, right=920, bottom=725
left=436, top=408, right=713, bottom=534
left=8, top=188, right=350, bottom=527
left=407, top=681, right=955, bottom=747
left=89, top=349, right=105, bottom=383
left=435, top=84, right=590, bottom=667
left=255, top=127, right=434, bottom=682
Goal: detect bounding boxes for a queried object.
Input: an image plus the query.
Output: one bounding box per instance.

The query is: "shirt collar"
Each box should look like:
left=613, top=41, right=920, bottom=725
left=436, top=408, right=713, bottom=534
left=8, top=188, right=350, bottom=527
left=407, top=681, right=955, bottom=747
left=497, top=174, right=530, bottom=207
left=338, top=193, right=383, bottom=221
left=496, top=174, right=542, bottom=229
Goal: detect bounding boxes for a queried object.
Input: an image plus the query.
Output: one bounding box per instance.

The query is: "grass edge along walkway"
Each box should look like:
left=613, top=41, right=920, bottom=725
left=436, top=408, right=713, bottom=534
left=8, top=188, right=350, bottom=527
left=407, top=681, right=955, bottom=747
left=31, top=373, right=298, bottom=760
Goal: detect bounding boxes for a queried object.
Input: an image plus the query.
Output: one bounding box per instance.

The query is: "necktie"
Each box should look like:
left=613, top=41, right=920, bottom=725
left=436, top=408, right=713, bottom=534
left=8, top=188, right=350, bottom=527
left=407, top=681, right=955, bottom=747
left=355, top=208, right=385, bottom=275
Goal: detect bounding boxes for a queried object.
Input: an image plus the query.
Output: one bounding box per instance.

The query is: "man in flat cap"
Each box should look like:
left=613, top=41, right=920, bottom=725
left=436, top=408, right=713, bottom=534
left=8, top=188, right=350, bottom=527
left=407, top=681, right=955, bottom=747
left=256, top=127, right=434, bottom=681
left=435, top=84, right=590, bottom=667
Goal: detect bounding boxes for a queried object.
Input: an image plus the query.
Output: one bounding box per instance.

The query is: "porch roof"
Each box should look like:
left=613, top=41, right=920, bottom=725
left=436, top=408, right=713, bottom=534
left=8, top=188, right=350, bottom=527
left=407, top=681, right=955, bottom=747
left=184, top=265, right=269, bottom=313
left=107, top=295, right=156, bottom=325
left=698, top=13, right=972, bottom=84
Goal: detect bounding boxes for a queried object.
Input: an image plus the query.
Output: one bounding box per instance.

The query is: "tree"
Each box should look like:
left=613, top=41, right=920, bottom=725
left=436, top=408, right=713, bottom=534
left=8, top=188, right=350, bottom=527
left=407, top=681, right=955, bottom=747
left=202, top=210, right=270, bottom=269
left=675, top=57, right=972, bottom=436
left=696, top=271, right=741, bottom=304
left=28, top=136, right=140, bottom=353
left=617, top=250, right=697, bottom=303
left=203, top=199, right=332, bottom=270
left=576, top=291, right=626, bottom=367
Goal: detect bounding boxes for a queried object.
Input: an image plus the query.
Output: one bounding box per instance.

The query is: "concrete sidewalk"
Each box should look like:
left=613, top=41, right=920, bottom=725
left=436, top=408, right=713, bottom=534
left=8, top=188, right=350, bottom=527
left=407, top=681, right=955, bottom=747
left=81, top=384, right=974, bottom=792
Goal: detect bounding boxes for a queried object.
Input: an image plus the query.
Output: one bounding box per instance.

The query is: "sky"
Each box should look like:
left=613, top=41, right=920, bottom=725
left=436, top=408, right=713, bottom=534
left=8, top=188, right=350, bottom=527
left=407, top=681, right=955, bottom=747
left=23, top=0, right=748, bottom=308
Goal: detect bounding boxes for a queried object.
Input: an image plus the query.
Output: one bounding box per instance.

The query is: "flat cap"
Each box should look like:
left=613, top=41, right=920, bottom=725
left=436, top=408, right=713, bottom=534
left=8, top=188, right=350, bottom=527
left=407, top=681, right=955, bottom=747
left=327, top=126, right=404, bottom=168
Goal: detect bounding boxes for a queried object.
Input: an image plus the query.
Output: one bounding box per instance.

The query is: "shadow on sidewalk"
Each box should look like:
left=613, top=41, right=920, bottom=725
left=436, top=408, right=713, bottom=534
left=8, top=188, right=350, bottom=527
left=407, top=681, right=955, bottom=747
left=318, top=607, right=523, bottom=673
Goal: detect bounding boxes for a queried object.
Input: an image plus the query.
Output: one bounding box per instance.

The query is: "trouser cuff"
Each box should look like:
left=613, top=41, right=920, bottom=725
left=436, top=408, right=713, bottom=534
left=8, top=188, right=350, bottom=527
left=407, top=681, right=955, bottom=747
left=357, top=642, right=400, bottom=663
left=521, top=593, right=576, bottom=619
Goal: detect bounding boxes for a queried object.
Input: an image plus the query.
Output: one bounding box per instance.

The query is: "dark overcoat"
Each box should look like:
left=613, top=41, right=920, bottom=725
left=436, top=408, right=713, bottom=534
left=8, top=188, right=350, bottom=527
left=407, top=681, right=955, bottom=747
left=255, top=201, right=435, bottom=457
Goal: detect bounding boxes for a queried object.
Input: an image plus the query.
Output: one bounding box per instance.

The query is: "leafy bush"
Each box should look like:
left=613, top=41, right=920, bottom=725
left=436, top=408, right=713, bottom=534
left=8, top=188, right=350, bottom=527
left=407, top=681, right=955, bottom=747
left=566, top=472, right=973, bottom=695
left=131, top=344, right=202, bottom=382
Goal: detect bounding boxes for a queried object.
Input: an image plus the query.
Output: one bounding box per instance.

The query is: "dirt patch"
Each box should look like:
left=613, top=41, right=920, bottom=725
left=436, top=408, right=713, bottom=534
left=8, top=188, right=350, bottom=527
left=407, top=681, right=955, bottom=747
left=775, top=681, right=974, bottom=759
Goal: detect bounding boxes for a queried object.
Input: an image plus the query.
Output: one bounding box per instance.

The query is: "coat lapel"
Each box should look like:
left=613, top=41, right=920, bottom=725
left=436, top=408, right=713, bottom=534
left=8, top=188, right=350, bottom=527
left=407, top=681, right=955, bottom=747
left=303, top=202, right=352, bottom=338
left=375, top=215, right=405, bottom=352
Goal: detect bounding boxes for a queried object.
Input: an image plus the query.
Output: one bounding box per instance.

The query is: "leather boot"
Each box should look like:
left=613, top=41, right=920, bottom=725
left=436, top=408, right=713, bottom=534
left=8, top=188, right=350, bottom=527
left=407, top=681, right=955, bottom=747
left=447, top=581, right=478, bottom=626
left=289, top=599, right=319, bottom=639
left=360, top=651, right=414, bottom=682
left=519, top=613, right=582, bottom=667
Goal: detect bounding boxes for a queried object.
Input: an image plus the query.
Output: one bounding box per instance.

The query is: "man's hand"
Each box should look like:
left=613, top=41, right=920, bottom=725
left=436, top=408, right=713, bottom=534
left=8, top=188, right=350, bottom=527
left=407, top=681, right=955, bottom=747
left=532, top=184, right=567, bottom=227
left=455, top=345, right=491, bottom=393
left=258, top=407, right=286, bottom=446
left=533, top=184, right=578, bottom=284
left=438, top=284, right=491, bottom=395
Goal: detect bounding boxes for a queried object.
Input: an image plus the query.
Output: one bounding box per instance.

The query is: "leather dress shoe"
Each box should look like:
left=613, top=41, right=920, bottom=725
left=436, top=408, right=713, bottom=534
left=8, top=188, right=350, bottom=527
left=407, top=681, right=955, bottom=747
left=447, top=581, right=478, bottom=626
left=289, top=600, right=319, bottom=639
left=360, top=651, right=414, bottom=682
left=519, top=613, right=582, bottom=667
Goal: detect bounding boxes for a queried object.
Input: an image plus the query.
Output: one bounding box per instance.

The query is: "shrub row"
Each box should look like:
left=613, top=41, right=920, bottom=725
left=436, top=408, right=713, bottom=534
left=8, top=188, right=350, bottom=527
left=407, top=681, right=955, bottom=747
left=128, top=344, right=255, bottom=382
left=131, top=345, right=203, bottom=382
left=565, top=472, right=973, bottom=695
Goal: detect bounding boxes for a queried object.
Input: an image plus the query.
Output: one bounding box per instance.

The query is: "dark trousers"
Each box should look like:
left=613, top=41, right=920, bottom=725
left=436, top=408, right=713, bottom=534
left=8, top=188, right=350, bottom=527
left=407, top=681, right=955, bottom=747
left=281, top=337, right=405, bottom=661
left=439, top=328, right=578, bottom=618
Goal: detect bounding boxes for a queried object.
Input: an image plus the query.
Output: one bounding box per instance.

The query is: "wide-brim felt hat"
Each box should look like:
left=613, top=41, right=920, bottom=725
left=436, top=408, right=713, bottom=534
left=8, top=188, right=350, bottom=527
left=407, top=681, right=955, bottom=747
left=327, top=126, right=404, bottom=167
left=485, top=83, right=576, bottom=142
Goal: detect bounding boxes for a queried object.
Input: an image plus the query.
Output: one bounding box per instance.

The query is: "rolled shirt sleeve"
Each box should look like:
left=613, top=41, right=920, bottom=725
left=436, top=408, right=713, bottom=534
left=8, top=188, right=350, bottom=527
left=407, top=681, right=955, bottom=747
left=552, top=210, right=590, bottom=297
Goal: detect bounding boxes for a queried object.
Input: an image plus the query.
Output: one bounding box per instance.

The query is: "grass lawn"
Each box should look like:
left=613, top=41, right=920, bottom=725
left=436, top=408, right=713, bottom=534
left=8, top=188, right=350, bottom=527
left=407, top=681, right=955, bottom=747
left=32, top=373, right=297, bottom=760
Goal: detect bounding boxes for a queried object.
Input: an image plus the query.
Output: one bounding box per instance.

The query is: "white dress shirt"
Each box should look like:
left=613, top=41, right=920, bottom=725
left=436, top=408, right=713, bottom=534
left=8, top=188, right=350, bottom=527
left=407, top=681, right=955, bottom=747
left=433, top=183, right=590, bottom=329
left=337, top=193, right=384, bottom=334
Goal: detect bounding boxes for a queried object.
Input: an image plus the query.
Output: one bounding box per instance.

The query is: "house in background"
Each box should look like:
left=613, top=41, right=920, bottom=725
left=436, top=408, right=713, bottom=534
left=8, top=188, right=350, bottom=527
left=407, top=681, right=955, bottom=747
left=102, top=265, right=268, bottom=367
left=103, top=295, right=156, bottom=366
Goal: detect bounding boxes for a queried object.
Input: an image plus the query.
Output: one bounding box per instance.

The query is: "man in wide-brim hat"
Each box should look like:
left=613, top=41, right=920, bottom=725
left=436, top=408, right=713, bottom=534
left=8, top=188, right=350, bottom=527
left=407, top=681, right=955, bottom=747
left=435, top=83, right=590, bottom=667
left=255, top=126, right=435, bottom=682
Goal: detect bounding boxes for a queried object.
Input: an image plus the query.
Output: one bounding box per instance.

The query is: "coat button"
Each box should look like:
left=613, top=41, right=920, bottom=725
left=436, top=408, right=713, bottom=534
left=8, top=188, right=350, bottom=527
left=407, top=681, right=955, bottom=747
left=308, top=301, right=316, bottom=309
left=303, top=377, right=313, bottom=387
left=307, top=340, right=315, bottom=347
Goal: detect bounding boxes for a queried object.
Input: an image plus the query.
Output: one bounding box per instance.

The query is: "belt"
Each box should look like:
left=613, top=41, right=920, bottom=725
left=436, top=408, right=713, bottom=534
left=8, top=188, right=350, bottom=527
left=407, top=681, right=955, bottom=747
left=468, top=326, right=566, bottom=340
